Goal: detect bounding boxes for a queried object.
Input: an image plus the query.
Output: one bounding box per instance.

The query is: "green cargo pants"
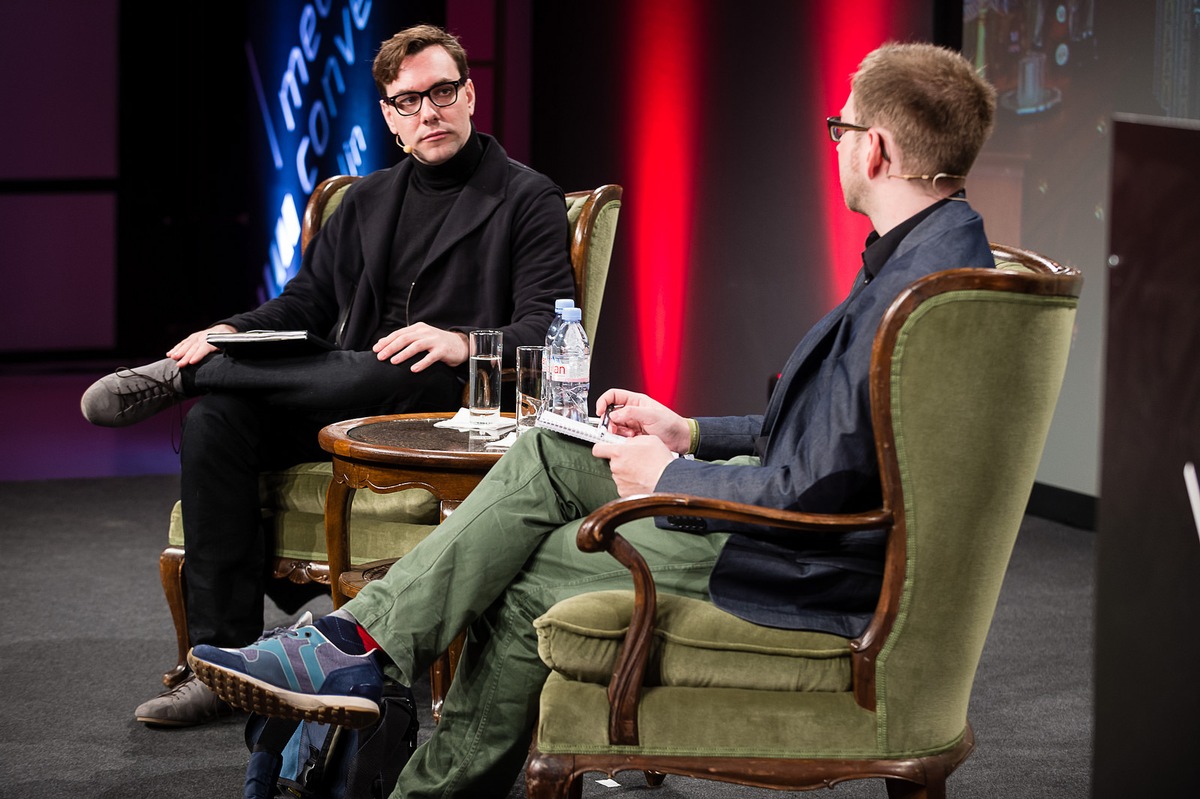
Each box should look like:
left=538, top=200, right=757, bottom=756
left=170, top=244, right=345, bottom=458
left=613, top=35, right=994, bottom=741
left=345, top=428, right=728, bottom=797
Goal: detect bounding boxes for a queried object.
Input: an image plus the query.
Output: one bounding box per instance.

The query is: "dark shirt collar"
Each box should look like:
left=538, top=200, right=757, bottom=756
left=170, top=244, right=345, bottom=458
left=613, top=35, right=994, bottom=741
left=860, top=192, right=963, bottom=281
left=410, top=126, right=484, bottom=191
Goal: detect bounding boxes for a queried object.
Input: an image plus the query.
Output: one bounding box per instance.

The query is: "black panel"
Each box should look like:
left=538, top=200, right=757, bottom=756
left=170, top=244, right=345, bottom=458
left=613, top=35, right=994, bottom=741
left=931, top=0, right=963, bottom=50
left=1093, top=116, right=1200, bottom=796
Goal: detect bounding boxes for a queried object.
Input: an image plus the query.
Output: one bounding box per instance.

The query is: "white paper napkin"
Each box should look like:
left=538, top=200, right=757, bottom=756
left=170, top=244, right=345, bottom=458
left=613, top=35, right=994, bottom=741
left=483, top=431, right=520, bottom=450
left=433, top=407, right=518, bottom=434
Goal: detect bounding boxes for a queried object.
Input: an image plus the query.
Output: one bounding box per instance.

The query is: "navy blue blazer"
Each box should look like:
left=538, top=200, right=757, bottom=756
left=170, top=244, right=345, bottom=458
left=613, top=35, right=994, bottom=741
left=655, top=200, right=994, bottom=636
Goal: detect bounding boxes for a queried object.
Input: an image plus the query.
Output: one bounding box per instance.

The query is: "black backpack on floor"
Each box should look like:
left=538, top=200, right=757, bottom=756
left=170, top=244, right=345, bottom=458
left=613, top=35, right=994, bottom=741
left=243, top=682, right=418, bottom=799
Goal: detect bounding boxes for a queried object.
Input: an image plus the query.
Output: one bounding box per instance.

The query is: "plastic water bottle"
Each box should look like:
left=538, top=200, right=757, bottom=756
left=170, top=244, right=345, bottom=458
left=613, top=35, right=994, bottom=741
left=544, top=299, right=575, bottom=347
left=547, top=306, right=589, bottom=422
left=543, top=299, right=575, bottom=414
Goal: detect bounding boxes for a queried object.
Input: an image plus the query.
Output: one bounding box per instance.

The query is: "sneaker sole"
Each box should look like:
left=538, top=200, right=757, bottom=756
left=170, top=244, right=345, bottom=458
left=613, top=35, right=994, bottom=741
left=187, top=651, right=380, bottom=729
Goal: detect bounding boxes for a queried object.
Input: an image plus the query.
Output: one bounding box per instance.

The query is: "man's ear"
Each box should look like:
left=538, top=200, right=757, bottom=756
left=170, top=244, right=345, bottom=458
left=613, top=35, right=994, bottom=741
left=866, top=130, right=890, bottom=177
left=379, top=100, right=397, bottom=134
left=464, top=78, right=476, bottom=116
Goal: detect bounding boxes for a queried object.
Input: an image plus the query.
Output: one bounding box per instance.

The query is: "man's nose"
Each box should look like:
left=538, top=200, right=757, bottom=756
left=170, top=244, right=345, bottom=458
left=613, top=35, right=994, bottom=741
left=420, top=100, right=442, bottom=123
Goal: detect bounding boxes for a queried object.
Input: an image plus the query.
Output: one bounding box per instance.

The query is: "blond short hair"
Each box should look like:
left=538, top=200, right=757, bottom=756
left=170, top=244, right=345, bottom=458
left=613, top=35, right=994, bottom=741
left=852, top=43, right=997, bottom=176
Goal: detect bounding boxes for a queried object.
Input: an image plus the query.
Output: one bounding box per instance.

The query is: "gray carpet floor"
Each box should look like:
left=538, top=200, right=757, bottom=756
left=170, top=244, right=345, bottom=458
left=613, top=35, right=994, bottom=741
left=0, top=475, right=1092, bottom=798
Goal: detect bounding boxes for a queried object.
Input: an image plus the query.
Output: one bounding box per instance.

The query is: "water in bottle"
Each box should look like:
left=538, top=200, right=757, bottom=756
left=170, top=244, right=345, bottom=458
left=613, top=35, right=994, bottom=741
left=547, top=306, right=589, bottom=422
left=543, top=299, right=575, bottom=414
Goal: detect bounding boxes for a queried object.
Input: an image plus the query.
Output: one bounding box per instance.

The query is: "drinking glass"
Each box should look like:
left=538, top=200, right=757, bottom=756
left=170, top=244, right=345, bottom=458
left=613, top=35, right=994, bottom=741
left=468, top=330, right=502, bottom=421
left=516, top=345, right=546, bottom=432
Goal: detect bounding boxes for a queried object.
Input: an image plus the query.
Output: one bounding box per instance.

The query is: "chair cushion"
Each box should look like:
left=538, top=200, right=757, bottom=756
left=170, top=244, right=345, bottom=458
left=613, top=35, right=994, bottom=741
left=535, top=674, right=886, bottom=757
left=535, top=590, right=852, bottom=692
left=258, top=461, right=437, bottom=520
left=167, top=461, right=439, bottom=563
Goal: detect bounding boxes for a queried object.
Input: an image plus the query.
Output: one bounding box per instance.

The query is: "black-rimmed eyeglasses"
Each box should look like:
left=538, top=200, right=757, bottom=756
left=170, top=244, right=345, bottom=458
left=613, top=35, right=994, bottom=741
left=384, top=77, right=466, bottom=116
left=826, top=116, right=872, bottom=143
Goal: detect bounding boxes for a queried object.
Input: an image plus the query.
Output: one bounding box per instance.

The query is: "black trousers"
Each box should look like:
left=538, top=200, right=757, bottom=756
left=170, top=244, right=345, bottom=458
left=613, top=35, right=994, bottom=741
left=179, top=350, right=462, bottom=647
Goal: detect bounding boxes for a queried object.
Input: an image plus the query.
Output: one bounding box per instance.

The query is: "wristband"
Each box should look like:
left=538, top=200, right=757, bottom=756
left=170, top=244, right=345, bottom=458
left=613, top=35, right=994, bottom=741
left=686, top=418, right=700, bottom=455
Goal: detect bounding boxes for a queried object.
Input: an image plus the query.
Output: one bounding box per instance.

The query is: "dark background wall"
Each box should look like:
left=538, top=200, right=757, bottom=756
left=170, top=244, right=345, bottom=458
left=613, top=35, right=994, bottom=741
left=5, top=0, right=1141, bottom=516
left=10, top=0, right=1184, bottom=515
left=0, top=1, right=120, bottom=353
left=115, top=3, right=259, bottom=352
left=527, top=0, right=933, bottom=414
left=0, top=0, right=934, bottom=417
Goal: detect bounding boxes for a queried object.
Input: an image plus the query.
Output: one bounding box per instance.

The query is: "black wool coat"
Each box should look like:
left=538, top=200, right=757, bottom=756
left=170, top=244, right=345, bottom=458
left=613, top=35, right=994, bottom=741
left=224, top=133, right=575, bottom=370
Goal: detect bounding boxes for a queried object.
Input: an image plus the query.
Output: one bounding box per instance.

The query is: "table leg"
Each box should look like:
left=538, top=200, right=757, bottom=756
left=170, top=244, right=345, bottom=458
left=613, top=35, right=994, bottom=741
left=430, top=633, right=466, bottom=723
left=325, top=475, right=356, bottom=609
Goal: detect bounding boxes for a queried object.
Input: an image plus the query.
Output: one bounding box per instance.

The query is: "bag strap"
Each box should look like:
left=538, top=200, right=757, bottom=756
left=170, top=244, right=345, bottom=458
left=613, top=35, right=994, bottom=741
left=246, top=713, right=302, bottom=756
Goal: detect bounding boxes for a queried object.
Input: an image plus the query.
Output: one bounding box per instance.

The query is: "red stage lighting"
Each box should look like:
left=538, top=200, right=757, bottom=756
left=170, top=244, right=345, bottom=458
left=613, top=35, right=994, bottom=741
left=624, top=0, right=698, bottom=406
left=812, top=4, right=890, bottom=306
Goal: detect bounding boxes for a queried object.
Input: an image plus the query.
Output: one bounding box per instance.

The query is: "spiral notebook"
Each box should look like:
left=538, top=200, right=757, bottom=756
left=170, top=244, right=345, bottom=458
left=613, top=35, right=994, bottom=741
left=535, top=411, right=625, bottom=445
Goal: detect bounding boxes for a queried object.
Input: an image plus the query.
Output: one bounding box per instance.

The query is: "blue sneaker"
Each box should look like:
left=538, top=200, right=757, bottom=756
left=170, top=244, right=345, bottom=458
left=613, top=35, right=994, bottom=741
left=187, top=613, right=384, bottom=729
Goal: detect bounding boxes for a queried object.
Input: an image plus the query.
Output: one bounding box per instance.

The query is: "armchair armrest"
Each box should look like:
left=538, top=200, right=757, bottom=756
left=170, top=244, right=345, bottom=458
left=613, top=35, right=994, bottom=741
left=575, top=493, right=893, bottom=745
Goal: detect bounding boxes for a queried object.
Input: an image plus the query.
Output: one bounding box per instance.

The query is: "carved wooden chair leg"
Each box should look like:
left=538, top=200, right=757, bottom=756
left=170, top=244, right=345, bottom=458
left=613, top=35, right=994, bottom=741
left=524, top=753, right=581, bottom=799
left=885, top=752, right=949, bottom=799
left=159, top=546, right=190, bottom=687
left=886, top=777, right=934, bottom=799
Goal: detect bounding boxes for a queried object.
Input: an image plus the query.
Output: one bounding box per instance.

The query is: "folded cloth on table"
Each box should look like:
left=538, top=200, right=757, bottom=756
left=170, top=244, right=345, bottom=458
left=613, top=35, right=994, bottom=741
left=433, top=408, right=517, bottom=434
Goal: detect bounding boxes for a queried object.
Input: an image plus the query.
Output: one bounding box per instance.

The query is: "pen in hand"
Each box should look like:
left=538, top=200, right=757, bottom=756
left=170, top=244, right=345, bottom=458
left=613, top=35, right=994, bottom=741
left=600, top=404, right=624, bottom=431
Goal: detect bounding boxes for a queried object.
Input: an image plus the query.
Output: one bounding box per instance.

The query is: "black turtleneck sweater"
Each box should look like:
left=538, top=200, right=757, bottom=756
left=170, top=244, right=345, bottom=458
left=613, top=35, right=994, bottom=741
left=374, top=130, right=486, bottom=340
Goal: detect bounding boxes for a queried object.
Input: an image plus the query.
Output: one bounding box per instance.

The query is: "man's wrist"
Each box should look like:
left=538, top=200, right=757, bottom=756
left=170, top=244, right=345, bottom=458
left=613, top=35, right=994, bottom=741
left=453, top=331, right=469, bottom=365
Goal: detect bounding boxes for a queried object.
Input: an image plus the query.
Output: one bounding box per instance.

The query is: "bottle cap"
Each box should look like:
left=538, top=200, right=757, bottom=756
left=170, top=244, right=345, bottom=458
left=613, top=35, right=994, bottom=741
left=555, top=299, right=575, bottom=312
left=562, top=307, right=582, bottom=321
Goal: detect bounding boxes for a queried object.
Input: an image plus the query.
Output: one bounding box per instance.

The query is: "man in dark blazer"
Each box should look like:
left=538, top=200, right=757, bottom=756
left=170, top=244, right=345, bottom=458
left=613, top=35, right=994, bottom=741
left=189, top=43, right=997, bottom=796
left=80, top=24, right=575, bottom=727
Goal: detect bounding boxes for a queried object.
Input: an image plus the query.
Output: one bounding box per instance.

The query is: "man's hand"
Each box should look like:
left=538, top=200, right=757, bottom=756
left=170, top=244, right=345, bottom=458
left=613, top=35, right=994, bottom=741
left=595, top=389, right=691, bottom=454
left=374, top=323, right=469, bottom=371
left=593, top=435, right=675, bottom=497
left=167, top=324, right=236, bottom=365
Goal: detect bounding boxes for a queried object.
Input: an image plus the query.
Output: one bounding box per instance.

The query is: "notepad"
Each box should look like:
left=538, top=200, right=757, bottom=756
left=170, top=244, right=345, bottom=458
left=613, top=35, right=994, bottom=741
left=207, top=330, right=335, bottom=359
left=535, top=410, right=626, bottom=445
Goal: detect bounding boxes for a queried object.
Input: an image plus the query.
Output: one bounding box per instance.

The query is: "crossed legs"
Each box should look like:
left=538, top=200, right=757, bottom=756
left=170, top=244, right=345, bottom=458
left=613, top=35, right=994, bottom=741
left=345, top=430, right=725, bottom=796
left=191, top=429, right=726, bottom=796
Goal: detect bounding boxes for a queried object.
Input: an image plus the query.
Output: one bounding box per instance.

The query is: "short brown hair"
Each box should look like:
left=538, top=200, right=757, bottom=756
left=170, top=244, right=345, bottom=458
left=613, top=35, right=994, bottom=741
left=852, top=43, right=996, bottom=177
left=372, top=24, right=469, bottom=96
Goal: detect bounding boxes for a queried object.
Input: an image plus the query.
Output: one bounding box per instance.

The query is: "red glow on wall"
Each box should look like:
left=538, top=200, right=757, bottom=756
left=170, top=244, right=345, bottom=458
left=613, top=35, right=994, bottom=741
left=811, top=5, right=892, bottom=306
left=624, top=0, right=697, bottom=406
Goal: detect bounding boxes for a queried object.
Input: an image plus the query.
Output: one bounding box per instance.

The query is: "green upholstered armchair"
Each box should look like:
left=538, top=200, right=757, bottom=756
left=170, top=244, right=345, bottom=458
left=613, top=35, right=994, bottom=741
left=158, top=177, right=623, bottom=687
left=526, top=246, right=1081, bottom=798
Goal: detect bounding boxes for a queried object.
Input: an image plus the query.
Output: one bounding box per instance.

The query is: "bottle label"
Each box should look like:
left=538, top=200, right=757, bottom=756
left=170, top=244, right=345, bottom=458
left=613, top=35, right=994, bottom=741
left=548, top=357, right=588, bottom=382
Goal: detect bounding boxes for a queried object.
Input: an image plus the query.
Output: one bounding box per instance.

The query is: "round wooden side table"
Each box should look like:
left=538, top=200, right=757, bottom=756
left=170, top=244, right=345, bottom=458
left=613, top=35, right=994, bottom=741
left=318, top=411, right=509, bottom=720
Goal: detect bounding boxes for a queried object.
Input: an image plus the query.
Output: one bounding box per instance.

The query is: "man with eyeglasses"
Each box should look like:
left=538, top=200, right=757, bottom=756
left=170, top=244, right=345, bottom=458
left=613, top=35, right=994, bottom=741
left=189, top=42, right=996, bottom=796
left=79, top=24, right=575, bottom=728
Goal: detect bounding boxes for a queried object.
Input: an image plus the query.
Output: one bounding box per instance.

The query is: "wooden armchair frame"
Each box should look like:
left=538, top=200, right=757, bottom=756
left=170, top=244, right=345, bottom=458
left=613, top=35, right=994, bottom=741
left=526, top=247, right=1082, bottom=798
